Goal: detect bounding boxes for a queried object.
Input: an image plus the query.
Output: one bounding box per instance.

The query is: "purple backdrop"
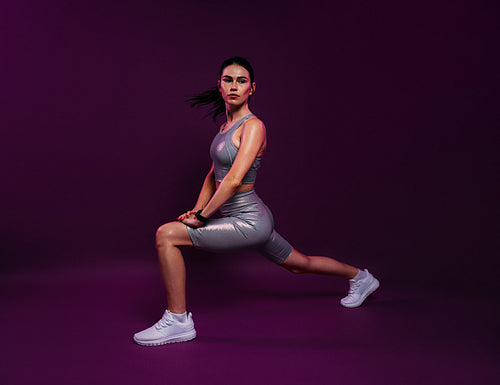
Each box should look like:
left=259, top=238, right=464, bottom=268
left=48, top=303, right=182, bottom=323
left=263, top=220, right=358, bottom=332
left=2, top=2, right=499, bottom=384
left=1, top=0, right=498, bottom=294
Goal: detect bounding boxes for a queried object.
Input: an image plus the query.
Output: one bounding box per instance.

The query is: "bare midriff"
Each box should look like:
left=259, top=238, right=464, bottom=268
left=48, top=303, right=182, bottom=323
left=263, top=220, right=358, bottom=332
left=215, top=181, right=254, bottom=193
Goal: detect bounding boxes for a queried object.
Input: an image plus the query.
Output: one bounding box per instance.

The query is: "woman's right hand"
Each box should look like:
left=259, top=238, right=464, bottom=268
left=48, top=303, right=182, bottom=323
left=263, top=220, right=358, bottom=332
left=177, top=210, right=197, bottom=222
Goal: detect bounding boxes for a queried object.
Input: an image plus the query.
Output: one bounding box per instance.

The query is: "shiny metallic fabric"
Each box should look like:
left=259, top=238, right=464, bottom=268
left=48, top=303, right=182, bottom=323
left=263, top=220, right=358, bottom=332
left=186, top=189, right=293, bottom=264
left=210, top=114, right=261, bottom=184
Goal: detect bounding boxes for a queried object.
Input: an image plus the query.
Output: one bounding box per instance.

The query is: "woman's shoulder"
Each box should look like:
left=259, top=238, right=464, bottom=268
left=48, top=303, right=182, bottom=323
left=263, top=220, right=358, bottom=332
left=243, top=115, right=266, bottom=133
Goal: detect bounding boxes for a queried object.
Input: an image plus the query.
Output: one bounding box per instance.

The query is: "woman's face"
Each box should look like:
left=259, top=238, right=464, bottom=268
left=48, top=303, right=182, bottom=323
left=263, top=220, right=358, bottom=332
left=218, top=64, right=255, bottom=107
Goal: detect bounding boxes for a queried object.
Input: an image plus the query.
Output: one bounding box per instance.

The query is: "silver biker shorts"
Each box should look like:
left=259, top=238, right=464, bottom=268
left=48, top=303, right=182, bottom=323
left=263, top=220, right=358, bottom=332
left=186, top=189, right=293, bottom=264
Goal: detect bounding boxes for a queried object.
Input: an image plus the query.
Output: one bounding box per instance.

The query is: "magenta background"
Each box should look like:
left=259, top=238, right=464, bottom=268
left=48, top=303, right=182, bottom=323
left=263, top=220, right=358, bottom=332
left=1, top=0, right=498, bottom=292
left=1, top=2, right=499, bottom=385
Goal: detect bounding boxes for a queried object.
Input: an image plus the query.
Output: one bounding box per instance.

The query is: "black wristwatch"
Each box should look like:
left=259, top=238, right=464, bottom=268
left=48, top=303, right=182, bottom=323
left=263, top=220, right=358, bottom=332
left=195, top=210, right=209, bottom=224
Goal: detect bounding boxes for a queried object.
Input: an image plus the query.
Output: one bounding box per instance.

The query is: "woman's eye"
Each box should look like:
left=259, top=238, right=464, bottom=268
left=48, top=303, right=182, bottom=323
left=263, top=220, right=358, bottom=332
left=223, top=78, right=232, bottom=83
left=238, top=80, right=246, bottom=84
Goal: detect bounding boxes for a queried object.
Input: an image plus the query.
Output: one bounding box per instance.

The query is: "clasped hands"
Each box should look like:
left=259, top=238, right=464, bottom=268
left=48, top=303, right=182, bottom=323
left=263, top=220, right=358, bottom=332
left=177, top=210, right=204, bottom=228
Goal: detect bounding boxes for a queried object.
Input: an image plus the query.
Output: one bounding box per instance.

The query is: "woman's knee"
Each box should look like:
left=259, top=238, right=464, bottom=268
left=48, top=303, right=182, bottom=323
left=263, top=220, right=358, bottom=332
left=156, top=222, right=178, bottom=248
left=284, top=265, right=305, bottom=274
left=280, top=252, right=311, bottom=274
left=287, top=262, right=310, bottom=274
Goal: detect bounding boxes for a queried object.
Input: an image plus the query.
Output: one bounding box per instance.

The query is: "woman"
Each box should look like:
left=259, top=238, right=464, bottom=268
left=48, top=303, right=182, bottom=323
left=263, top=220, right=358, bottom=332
left=133, top=57, right=379, bottom=346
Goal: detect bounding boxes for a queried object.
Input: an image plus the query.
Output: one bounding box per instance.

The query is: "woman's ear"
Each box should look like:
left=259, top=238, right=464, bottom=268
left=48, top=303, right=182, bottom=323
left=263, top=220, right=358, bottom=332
left=218, top=79, right=221, bottom=92
left=250, top=82, right=256, bottom=95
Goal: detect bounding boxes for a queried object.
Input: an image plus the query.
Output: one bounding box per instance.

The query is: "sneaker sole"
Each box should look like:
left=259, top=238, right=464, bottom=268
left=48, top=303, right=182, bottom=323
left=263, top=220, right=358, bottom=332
left=341, top=278, right=380, bottom=308
left=133, top=329, right=197, bottom=346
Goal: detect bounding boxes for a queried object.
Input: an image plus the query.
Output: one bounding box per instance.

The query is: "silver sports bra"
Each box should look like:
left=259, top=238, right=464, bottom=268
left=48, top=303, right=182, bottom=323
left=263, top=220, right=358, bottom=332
left=210, top=114, right=262, bottom=184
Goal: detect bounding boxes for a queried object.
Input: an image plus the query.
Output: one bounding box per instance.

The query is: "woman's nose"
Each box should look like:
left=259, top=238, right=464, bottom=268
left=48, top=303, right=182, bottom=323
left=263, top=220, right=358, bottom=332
left=230, top=81, right=237, bottom=90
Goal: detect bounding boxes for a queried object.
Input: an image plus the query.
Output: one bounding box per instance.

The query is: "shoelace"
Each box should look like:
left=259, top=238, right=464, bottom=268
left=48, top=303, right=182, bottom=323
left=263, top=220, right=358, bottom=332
left=155, top=313, right=174, bottom=329
left=348, top=280, right=361, bottom=295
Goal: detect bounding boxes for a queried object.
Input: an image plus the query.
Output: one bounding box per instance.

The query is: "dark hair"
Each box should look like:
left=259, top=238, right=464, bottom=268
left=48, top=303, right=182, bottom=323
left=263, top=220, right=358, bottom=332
left=188, top=56, right=255, bottom=121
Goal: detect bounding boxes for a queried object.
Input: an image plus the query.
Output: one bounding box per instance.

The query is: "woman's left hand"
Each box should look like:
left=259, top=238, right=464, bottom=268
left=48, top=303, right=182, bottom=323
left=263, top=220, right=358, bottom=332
left=182, top=214, right=205, bottom=228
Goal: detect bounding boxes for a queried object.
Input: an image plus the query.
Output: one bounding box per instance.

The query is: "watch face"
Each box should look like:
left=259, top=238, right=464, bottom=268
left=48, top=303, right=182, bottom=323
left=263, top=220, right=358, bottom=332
left=195, top=211, right=207, bottom=222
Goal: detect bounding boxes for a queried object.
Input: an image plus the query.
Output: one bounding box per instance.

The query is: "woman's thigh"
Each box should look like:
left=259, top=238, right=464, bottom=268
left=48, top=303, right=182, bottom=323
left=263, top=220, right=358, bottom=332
left=258, top=230, right=294, bottom=264
left=187, top=216, right=273, bottom=252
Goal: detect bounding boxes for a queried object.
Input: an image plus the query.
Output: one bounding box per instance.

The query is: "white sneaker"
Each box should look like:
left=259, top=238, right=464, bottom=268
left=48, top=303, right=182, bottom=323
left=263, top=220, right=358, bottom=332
left=341, top=269, right=380, bottom=308
left=133, top=310, right=197, bottom=346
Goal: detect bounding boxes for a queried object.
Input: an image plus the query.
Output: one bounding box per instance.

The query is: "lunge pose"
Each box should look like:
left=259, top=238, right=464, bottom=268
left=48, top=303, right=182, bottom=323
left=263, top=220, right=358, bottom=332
left=133, top=57, right=380, bottom=346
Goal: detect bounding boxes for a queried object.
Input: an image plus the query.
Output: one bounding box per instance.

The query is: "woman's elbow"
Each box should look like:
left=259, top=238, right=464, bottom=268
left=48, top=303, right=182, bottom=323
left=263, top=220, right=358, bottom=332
left=224, top=176, right=242, bottom=190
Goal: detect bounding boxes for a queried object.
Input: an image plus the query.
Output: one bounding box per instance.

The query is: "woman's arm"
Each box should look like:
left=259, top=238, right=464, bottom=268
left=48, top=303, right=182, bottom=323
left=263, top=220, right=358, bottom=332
left=177, top=163, right=216, bottom=222
left=193, top=163, right=216, bottom=211
left=199, top=119, right=266, bottom=218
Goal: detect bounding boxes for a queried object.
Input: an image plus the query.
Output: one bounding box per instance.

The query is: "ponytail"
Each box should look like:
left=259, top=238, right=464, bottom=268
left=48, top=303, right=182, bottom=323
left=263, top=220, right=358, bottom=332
left=187, top=86, right=225, bottom=121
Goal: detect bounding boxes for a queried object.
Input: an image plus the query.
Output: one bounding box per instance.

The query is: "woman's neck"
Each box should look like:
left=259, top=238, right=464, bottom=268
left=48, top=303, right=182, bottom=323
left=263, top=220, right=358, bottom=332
left=225, top=105, right=252, bottom=124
